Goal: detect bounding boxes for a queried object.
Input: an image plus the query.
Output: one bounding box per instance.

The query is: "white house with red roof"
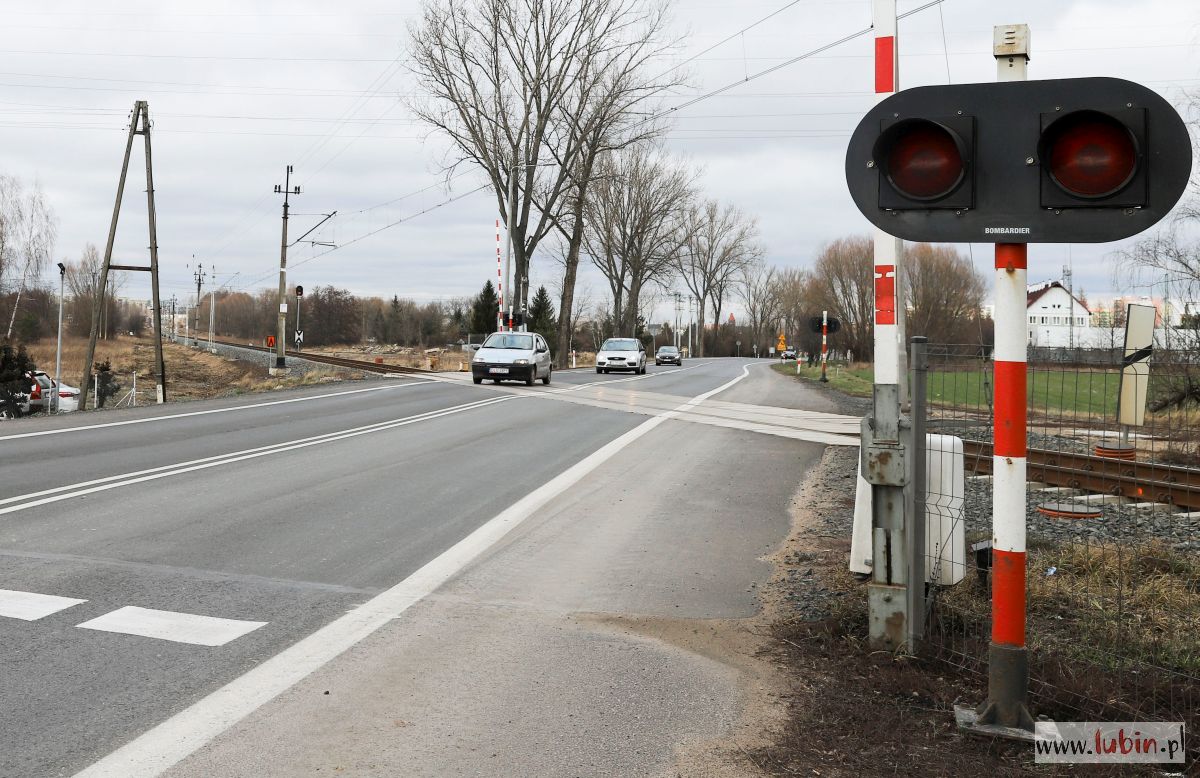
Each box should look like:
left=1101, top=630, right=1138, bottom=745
left=1026, top=281, right=1091, bottom=348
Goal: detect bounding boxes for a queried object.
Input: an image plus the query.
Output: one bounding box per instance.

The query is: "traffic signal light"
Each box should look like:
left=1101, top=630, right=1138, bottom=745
left=845, top=77, right=1191, bottom=243
left=295, top=285, right=304, bottom=297
left=1038, top=108, right=1145, bottom=208
left=875, top=116, right=974, bottom=209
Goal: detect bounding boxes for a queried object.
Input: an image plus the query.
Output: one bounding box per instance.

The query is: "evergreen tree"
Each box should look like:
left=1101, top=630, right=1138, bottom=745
left=528, top=285, right=557, bottom=353
left=0, top=343, right=36, bottom=418
left=470, top=280, right=498, bottom=335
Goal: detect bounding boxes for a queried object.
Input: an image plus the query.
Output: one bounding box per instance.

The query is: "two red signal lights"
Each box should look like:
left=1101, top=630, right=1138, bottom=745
left=844, top=77, right=1192, bottom=244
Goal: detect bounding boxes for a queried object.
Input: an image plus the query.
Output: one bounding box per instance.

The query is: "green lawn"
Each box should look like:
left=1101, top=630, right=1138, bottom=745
left=773, top=360, right=1126, bottom=417
left=770, top=361, right=874, bottom=397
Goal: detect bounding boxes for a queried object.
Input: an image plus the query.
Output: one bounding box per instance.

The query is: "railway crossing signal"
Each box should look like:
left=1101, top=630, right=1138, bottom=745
left=844, top=77, right=1192, bottom=243
left=809, top=316, right=840, bottom=334
left=295, top=285, right=303, bottom=298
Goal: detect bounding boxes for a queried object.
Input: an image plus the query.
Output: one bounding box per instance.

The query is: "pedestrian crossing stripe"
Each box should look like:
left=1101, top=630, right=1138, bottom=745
left=0, top=588, right=87, bottom=621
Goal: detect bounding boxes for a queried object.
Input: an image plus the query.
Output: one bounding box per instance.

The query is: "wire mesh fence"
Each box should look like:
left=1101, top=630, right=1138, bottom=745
left=912, top=342, right=1200, bottom=753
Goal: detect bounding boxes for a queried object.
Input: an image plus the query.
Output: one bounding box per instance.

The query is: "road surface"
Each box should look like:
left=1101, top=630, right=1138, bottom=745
left=0, top=358, right=855, bottom=777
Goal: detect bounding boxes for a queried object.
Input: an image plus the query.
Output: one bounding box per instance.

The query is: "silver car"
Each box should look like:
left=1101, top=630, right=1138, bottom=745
left=595, top=338, right=646, bottom=374
left=472, top=332, right=552, bottom=386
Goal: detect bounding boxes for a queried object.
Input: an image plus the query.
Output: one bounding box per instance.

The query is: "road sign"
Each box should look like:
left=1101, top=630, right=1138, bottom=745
left=844, top=77, right=1192, bottom=243
left=294, top=330, right=304, bottom=346
left=266, top=335, right=275, bottom=348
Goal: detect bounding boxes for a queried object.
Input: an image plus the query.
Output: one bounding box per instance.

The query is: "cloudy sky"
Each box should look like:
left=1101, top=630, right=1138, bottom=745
left=1, top=0, right=1197, bottom=324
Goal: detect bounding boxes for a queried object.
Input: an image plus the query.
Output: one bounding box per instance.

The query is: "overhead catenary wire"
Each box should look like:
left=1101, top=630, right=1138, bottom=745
left=238, top=0, right=952, bottom=285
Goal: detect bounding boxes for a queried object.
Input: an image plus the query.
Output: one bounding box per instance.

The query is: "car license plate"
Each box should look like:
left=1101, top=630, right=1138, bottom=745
left=488, top=367, right=509, bottom=374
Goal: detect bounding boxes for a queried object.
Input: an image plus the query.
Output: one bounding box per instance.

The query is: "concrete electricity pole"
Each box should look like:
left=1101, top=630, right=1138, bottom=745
left=207, top=266, right=217, bottom=353
left=192, top=260, right=204, bottom=341
left=273, top=165, right=300, bottom=373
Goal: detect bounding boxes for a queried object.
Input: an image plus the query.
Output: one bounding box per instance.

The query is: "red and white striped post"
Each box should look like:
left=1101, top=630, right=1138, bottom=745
left=978, top=242, right=1034, bottom=730
left=496, top=219, right=504, bottom=332
left=976, top=24, right=1034, bottom=731
left=819, top=309, right=829, bottom=383
left=872, top=0, right=904, bottom=393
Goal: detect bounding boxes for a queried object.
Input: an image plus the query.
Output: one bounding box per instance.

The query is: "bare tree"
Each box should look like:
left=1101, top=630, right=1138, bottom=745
left=902, top=243, right=986, bottom=345
left=407, top=0, right=677, bottom=340
left=738, top=262, right=783, bottom=355
left=546, top=5, right=681, bottom=360
left=584, top=145, right=693, bottom=334
left=64, top=243, right=125, bottom=339
left=1, top=177, right=56, bottom=339
left=674, top=200, right=760, bottom=356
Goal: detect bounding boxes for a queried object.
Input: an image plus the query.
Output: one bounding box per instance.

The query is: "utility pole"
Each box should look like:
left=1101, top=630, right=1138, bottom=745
left=54, top=262, right=65, bottom=413
left=208, top=266, right=217, bottom=353
left=169, top=295, right=177, bottom=341
left=1064, top=259, right=1074, bottom=351
left=273, top=165, right=299, bottom=373
left=80, top=99, right=167, bottom=408
left=192, top=260, right=204, bottom=341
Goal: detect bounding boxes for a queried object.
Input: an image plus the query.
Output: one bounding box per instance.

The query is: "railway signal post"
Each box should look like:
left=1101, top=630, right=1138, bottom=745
left=845, top=21, right=1192, bottom=733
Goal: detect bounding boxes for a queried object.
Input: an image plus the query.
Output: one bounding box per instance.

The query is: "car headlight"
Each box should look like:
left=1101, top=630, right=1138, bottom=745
left=514, top=359, right=529, bottom=365
left=473, top=356, right=484, bottom=363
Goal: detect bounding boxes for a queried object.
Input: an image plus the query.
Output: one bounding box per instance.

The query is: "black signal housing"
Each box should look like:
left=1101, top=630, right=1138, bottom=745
left=844, top=77, right=1191, bottom=244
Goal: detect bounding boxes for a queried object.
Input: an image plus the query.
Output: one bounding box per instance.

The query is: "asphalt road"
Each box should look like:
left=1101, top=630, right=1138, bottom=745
left=0, top=358, right=845, bottom=777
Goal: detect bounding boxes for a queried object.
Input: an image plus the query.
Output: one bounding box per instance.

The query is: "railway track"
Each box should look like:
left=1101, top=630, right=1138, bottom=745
left=961, top=439, right=1200, bottom=512
left=208, top=339, right=434, bottom=376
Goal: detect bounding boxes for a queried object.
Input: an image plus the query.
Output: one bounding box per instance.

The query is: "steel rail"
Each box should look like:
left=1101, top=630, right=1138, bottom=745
left=961, top=439, right=1200, bottom=511
left=206, top=338, right=434, bottom=376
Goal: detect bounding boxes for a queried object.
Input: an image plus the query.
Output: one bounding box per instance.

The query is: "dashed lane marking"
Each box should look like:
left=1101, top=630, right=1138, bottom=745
left=0, top=588, right=87, bottom=621
left=76, top=606, right=267, bottom=647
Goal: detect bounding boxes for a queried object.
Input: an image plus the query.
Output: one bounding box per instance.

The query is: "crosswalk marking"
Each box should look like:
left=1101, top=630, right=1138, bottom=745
left=0, top=588, right=88, bottom=621
left=76, top=606, right=267, bottom=647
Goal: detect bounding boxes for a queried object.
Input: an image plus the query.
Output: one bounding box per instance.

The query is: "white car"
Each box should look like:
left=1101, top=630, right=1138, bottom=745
left=24, top=371, right=79, bottom=414
left=471, top=332, right=553, bottom=386
left=595, top=338, right=646, bottom=374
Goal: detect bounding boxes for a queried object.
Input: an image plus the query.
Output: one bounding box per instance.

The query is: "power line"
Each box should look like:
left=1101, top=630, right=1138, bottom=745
left=231, top=0, right=952, bottom=284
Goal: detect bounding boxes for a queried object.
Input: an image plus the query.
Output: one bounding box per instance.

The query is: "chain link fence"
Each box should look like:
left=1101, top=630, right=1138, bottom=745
left=912, top=342, right=1200, bottom=753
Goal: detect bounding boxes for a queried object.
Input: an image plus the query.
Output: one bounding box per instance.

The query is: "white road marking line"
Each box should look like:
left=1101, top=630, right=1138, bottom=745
left=0, top=395, right=512, bottom=518
left=77, top=606, right=267, bottom=647
left=72, top=362, right=752, bottom=778
left=0, top=380, right=435, bottom=442
left=0, top=588, right=88, bottom=621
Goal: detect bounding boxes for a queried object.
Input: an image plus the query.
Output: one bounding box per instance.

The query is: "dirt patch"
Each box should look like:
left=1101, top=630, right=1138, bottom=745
left=579, top=613, right=788, bottom=777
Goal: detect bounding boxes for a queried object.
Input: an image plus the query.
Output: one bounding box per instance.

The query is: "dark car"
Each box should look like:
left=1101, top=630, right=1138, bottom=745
left=655, top=345, right=682, bottom=366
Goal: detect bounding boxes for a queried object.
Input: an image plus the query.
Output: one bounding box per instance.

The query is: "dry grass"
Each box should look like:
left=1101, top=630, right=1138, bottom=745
left=937, top=541, right=1200, bottom=675
left=15, top=335, right=365, bottom=405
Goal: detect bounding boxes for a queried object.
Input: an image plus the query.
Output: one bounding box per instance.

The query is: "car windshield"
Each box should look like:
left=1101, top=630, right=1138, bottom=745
left=601, top=339, right=639, bottom=351
left=482, top=334, right=534, bottom=350
left=657, top=346, right=678, bottom=354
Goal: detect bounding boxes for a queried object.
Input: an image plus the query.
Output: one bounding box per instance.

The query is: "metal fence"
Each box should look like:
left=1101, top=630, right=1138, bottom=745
left=912, top=343, right=1200, bottom=751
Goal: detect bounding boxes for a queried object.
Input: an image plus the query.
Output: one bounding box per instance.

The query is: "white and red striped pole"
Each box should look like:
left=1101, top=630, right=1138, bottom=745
left=872, top=0, right=904, bottom=393
left=819, top=309, right=829, bottom=383
left=850, top=0, right=904, bottom=581
left=976, top=24, right=1034, bottom=731
left=496, top=219, right=504, bottom=332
